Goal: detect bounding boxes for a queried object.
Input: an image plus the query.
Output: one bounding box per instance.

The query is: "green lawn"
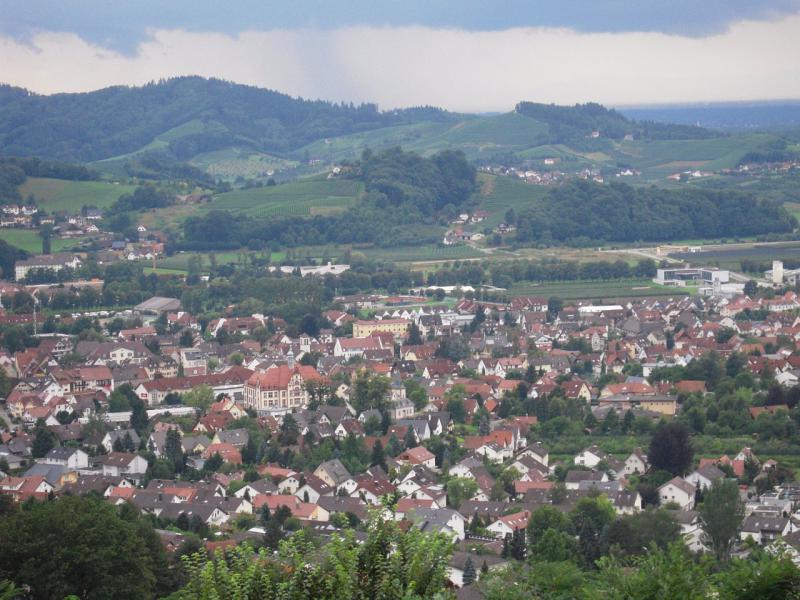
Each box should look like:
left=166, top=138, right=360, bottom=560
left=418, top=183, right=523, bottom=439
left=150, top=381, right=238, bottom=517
left=509, top=278, right=690, bottom=300
left=19, top=178, right=135, bottom=212
left=0, top=229, right=79, bottom=254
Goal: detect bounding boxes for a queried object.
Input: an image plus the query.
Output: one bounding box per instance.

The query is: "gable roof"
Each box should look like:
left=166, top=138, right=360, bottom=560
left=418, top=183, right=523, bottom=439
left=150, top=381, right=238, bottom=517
left=246, top=364, right=323, bottom=389
left=315, top=459, right=351, bottom=484
left=659, top=476, right=696, bottom=496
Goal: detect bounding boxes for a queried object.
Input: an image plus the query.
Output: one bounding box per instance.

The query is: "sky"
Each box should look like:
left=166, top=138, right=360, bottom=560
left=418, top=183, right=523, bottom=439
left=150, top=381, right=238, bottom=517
left=1, top=1, right=800, bottom=112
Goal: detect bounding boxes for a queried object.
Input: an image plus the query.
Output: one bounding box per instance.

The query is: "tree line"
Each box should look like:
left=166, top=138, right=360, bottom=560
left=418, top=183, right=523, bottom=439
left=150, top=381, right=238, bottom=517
left=181, top=148, right=476, bottom=250
left=514, top=101, right=716, bottom=153
left=0, top=77, right=454, bottom=163
left=514, top=179, right=797, bottom=245
left=0, top=155, right=97, bottom=203
left=427, top=257, right=657, bottom=288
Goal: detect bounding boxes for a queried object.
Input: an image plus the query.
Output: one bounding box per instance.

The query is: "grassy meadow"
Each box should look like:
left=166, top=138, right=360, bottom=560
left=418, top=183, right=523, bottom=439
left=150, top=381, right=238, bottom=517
left=19, top=178, right=135, bottom=212
left=0, top=229, right=79, bottom=254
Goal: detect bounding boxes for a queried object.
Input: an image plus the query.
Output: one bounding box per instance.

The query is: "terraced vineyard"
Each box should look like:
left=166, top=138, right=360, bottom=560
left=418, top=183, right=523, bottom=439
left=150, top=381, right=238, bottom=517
left=200, top=178, right=363, bottom=218
left=472, top=174, right=548, bottom=229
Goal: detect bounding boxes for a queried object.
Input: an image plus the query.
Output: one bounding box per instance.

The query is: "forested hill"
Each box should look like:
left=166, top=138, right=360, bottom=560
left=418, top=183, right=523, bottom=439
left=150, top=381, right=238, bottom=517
left=0, top=77, right=452, bottom=162
left=514, top=179, right=797, bottom=245
left=0, top=78, right=720, bottom=169
left=515, top=102, right=717, bottom=147
left=181, top=147, right=476, bottom=249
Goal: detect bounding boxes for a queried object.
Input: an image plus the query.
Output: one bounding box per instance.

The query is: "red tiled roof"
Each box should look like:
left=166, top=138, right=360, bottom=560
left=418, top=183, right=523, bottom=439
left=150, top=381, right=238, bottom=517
left=495, top=510, right=531, bottom=530
left=142, top=367, right=254, bottom=392
left=399, top=446, right=435, bottom=464
left=674, top=380, right=707, bottom=394
left=246, top=365, right=323, bottom=390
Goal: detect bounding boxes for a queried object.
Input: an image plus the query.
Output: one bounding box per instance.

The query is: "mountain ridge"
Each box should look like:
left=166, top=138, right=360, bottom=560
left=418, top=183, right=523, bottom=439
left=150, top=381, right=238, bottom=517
left=0, top=76, right=713, bottom=167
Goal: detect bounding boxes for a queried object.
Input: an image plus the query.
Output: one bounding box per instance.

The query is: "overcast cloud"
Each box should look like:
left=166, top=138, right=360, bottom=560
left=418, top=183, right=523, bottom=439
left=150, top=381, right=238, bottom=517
left=2, top=13, right=800, bottom=111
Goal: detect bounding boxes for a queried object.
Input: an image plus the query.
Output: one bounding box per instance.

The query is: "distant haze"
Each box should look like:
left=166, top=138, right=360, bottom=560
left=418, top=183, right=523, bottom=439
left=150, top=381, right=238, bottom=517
left=1, top=10, right=800, bottom=111
left=620, top=103, right=800, bottom=130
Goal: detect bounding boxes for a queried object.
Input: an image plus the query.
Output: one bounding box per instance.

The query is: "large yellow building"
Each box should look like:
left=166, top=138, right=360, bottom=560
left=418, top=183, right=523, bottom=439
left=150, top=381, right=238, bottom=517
left=353, top=318, right=410, bottom=339
left=639, top=397, right=677, bottom=416
left=596, top=394, right=677, bottom=417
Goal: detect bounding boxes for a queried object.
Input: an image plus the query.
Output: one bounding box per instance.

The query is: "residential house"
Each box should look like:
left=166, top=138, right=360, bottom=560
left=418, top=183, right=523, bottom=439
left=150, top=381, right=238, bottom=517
left=397, top=446, right=437, bottom=470
left=314, top=459, right=351, bottom=490
left=98, top=452, right=149, bottom=481
left=242, top=364, right=324, bottom=415
left=658, top=477, right=696, bottom=510
left=486, top=510, right=531, bottom=539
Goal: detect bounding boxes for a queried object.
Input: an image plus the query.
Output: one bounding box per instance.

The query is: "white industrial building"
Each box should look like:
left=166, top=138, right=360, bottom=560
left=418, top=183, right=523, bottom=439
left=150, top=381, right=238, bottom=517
left=654, top=267, right=729, bottom=287
left=765, top=261, right=800, bottom=286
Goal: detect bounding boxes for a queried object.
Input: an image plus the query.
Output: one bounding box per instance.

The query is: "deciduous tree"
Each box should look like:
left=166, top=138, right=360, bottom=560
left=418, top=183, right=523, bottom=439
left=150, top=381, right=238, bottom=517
left=649, top=422, right=693, bottom=476
left=699, top=478, right=744, bottom=562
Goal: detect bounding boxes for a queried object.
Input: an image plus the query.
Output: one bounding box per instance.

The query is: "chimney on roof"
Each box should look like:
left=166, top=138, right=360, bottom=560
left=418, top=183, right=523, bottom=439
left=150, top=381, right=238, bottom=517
left=287, top=350, right=295, bottom=370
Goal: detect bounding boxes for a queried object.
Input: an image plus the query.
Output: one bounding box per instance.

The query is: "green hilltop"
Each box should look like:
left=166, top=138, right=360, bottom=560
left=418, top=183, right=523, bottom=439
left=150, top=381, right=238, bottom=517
left=2, top=77, right=792, bottom=184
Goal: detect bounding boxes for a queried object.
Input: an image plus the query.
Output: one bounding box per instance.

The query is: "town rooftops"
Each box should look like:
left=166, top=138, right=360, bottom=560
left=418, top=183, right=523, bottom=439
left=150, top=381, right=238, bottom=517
left=16, top=253, right=80, bottom=268
left=134, top=296, right=182, bottom=313
left=741, top=514, right=789, bottom=534
left=246, top=364, right=323, bottom=390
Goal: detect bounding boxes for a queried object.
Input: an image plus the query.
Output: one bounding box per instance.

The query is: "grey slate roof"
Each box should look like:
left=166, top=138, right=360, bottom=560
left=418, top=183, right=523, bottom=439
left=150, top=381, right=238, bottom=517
left=316, top=459, right=351, bottom=485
